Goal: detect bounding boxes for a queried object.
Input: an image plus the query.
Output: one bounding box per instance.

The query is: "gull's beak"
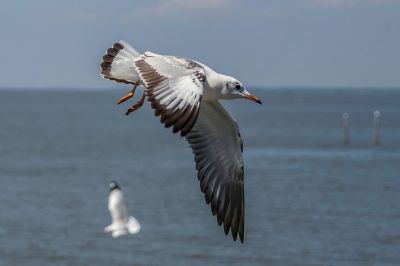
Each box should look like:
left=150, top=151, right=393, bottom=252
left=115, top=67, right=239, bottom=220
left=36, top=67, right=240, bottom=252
left=243, top=91, right=262, bottom=104
left=116, top=91, right=134, bottom=105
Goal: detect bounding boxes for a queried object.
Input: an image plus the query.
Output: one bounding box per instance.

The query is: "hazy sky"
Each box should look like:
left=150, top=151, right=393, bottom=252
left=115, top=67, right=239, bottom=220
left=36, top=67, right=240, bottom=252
left=1, top=0, right=399, bottom=88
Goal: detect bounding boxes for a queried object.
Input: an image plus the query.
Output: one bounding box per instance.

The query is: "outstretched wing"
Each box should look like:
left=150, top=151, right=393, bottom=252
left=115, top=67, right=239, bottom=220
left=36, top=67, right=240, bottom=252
left=135, top=52, right=205, bottom=136
left=186, top=101, right=245, bottom=242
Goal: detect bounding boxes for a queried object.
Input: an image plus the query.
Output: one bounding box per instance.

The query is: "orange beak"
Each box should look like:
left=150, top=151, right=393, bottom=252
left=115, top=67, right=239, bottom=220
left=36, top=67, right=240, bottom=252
left=244, top=92, right=262, bottom=104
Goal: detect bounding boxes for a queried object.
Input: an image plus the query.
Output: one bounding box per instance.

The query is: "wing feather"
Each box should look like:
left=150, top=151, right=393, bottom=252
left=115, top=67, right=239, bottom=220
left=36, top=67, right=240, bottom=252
left=135, top=53, right=205, bottom=136
left=186, top=101, right=245, bottom=242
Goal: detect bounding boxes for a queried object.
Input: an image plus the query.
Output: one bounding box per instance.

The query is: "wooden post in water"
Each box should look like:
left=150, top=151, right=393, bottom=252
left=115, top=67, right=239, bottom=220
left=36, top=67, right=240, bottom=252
left=373, top=110, right=381, bottom=146
left=342, top=112, right=350, bottom=146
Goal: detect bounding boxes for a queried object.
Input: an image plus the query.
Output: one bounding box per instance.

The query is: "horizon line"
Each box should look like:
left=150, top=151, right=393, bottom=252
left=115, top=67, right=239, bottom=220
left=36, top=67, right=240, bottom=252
left=0, top=85, right=399, bottom=91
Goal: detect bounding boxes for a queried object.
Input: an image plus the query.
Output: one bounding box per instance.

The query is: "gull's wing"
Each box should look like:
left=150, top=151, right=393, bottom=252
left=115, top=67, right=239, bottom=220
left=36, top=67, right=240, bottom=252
left=186, top=101, right=245, bottom=242
left=135, top=53, right=205, bottom=136
left=108, top=190, right=129, bottom=225
left=127, top=217, right=141, bottom=234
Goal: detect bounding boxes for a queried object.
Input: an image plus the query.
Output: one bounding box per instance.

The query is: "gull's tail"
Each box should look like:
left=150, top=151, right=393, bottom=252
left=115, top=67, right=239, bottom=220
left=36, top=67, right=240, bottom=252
left=127, top=216, right=141, bottom=234
left=111, top=229, right=128, bottom=238
left=100, top=40, right=141, bottom=85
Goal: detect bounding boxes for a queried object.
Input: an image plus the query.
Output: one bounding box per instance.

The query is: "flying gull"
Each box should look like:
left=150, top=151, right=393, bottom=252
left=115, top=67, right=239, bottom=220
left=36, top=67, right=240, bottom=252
left=104, top=181, right=141, bottom=238
left=100, top=41, right=261, bottom=242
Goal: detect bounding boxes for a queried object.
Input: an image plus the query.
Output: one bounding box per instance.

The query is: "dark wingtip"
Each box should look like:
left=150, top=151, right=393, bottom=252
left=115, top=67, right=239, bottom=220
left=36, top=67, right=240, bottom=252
left=180, top=129, right=188, bottom=137
left=232, top=233, right=237, bottom=241
left=217, top=214, right=223, bottom=226
left=223, top=223, right=230, bottom=235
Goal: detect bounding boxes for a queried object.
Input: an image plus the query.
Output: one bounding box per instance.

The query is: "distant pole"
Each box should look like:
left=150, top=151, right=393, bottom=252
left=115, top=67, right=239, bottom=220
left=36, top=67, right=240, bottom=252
left=342, top=112, right=350, bottom=146
left=373, top=110, right=381, bottom=146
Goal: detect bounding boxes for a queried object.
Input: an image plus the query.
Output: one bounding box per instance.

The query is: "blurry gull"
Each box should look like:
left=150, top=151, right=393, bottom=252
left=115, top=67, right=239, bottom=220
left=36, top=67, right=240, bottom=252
left=104, top=181, right=141, bottom=238
left=100, top=41, right=261, bottom=242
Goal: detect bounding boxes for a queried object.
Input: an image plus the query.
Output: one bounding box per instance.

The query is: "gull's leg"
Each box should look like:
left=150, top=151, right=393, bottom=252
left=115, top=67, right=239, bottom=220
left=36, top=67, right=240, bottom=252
left=116, top=84, right=137, bottom=105
left=125, top=91, right=145, bottom=115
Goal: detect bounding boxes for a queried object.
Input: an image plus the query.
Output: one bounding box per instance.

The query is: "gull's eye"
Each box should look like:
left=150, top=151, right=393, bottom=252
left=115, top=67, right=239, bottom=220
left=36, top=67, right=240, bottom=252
left=235, top=83, right=241, bottom=90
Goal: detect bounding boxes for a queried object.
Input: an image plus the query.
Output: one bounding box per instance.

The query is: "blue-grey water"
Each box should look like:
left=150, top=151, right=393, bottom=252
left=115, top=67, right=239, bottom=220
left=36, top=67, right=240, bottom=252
left=0, top=88, right=399, bottom=266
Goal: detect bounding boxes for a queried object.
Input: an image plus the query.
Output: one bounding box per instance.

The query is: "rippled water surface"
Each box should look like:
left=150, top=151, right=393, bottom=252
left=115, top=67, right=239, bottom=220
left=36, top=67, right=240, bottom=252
left=0, top=88, right=399, bottom=265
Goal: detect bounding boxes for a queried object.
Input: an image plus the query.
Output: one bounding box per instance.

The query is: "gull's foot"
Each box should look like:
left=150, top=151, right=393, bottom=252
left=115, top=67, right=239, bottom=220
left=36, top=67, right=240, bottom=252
left=116, top=91, right=134, bottom=105
left=125, top=92, right=145, bottom=115
left=116, top=84, right=138, bottom=105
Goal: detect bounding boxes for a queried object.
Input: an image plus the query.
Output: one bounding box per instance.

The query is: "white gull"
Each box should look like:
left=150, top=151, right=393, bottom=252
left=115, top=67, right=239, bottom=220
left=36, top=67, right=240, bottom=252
left=104, top=181, right=141, bottom=238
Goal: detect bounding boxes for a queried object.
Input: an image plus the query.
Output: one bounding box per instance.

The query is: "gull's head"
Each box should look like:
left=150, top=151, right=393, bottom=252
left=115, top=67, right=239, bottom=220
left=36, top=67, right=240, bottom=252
left=109, top=181, right=121, bottom=191
left=222, top=77, right=262, bottom=104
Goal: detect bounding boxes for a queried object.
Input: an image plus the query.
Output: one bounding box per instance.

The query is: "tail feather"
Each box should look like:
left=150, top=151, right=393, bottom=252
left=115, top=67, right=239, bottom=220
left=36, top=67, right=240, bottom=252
left=119, top=40, right=140, bottom=57
left=100, top=40, right=141, bottom=85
